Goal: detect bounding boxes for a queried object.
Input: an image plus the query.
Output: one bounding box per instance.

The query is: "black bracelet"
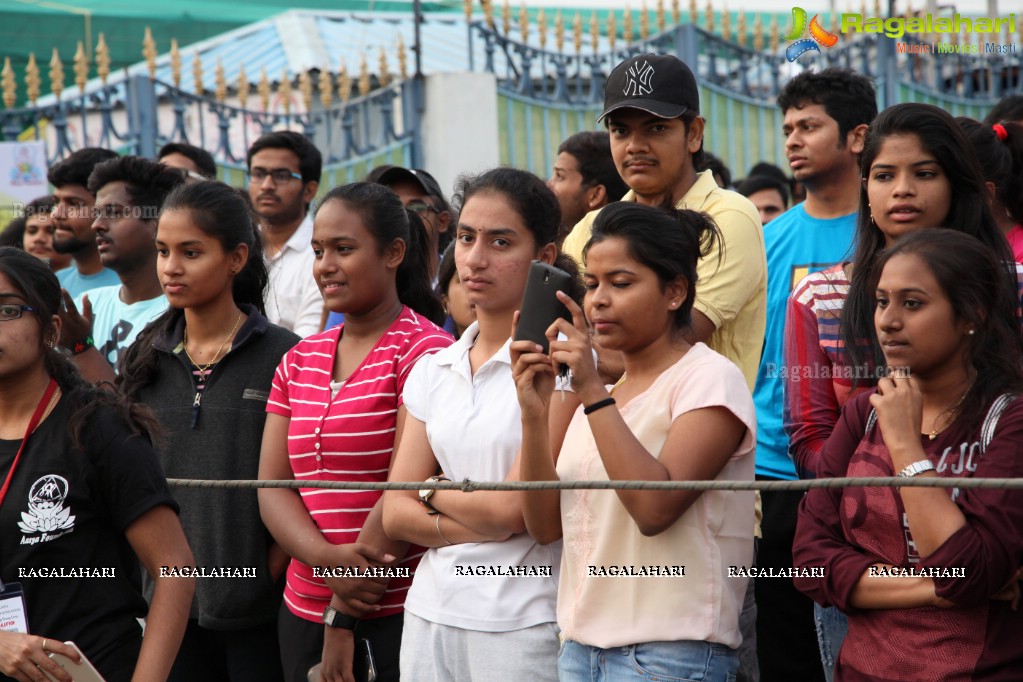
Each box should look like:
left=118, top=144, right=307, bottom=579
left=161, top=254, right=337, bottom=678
left=67, top=336, right=94, bottom=355
left=583, top=397, right=616, bottom=415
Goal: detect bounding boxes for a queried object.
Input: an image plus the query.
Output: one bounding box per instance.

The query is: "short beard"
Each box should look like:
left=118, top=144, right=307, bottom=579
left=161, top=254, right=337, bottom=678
left=51, top=234, right=93, bottom=255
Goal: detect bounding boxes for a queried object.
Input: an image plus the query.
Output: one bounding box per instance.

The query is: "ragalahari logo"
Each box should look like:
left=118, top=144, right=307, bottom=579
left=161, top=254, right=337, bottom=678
left=785, top=7, right=840, bottom=61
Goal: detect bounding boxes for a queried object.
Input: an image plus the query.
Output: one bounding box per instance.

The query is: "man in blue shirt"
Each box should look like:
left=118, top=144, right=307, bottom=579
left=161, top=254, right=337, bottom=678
left=50, top=148, right=121, bottom=297
left=751, top=68, right=877, bottom=682
left=60, top=156, right=185, bottom=379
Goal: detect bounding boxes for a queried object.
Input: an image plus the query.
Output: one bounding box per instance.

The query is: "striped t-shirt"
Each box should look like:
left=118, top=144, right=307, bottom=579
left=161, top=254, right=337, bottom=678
left=267, top=306, right=453, bottom=622
left=783, top=263, right=858, bottom=479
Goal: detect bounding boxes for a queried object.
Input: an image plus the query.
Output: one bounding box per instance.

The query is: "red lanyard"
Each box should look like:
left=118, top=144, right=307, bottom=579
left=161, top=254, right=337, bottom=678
left=0, top=379, right=58, bottom=509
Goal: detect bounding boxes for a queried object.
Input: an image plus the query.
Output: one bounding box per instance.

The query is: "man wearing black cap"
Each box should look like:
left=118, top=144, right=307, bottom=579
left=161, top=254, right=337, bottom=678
left=376, top=167, right=453, bottom=281
left=562, top=53, right=766, bottom=391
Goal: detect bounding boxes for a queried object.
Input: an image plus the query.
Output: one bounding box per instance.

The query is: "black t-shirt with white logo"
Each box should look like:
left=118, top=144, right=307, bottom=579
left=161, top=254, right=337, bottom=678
left=0, top=396, right=176, bottom=680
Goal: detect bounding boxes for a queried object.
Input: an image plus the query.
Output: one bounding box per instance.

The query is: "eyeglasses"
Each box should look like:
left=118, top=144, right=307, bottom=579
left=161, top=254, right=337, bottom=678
left=406, top=200, right=439, bottom=217
left=248, top=168, right=303, bottom=184
left=0, top=304, right=37, bottom=322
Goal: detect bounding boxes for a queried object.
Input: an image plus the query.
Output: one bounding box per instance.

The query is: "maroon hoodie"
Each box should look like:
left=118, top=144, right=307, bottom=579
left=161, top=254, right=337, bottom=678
left=793, top=390, right=1023, bottom=681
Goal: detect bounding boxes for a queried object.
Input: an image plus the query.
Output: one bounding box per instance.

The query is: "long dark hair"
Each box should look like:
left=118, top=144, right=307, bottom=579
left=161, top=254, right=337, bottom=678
left=585, top=202, right=718, bottom=331
left=842, top=103, right=1013, bottom=380
left=317, top=182, right=445, bottom=325
left=957, top=117, right=1023, bottom=227
left=0, top=247, right=157, bottom=448
left=453, top=167, right=584, bottom=305
left=868, top=230, right=1023, bottom=425
left=119, top=181, right=268, bottom=400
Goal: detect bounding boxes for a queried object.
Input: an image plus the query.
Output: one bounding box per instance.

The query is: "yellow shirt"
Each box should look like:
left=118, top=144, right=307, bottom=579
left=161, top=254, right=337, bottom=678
left=563, top=170, right=767, bottom=390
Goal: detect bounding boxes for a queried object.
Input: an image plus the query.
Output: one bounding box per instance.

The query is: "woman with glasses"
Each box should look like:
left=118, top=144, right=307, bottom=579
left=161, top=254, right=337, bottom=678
left=0, top=246, right=194, bottom=682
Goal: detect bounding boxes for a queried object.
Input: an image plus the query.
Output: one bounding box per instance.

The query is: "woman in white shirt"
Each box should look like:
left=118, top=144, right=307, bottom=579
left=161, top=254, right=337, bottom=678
left=383, top=167, right=582, bottom=682
left=512, top=202, right=757, bottom=681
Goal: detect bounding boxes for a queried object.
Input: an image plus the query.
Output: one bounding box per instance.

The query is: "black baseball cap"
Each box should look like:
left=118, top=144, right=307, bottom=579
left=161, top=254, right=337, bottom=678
left=597, top=54, right=700, bottom=123
left=376, top=167, right=450, bottom=210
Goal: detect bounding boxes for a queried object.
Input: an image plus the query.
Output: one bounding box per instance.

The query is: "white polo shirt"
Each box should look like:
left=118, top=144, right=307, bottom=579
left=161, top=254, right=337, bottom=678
left=264, top=214, right=323, bottom=337
left=402, top=321, right=560, bottom=632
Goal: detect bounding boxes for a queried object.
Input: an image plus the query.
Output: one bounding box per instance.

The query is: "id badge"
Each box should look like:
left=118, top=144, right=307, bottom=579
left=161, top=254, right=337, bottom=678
left=0, top=580, right=29, bottom=633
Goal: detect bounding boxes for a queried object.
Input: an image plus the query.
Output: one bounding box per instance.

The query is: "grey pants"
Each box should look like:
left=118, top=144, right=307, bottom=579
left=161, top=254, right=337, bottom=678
left=400, top=611, right=560, bottom=682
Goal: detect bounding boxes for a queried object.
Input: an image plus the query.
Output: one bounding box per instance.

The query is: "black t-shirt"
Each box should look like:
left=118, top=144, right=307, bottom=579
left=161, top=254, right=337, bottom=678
left=0, top=396, right=177, bottom=680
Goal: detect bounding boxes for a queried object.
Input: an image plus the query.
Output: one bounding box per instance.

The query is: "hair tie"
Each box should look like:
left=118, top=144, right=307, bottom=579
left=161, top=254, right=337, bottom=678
left=993, top=123, right=1008, bottom=142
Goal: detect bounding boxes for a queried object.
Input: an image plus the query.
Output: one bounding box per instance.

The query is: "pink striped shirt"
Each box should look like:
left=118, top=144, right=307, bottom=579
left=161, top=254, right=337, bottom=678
left=267, top=306, right=453, bottom=622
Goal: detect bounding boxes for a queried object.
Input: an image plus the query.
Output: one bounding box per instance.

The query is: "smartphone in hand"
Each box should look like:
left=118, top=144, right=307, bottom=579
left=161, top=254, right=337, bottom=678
left=513, top=261, right=573, bottom=354
left=44, top=642, right=105, bottom=682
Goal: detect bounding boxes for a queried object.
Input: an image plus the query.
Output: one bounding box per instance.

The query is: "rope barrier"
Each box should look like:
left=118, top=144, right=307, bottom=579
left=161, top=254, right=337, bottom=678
left=166, top=477, right=1023, bottom=491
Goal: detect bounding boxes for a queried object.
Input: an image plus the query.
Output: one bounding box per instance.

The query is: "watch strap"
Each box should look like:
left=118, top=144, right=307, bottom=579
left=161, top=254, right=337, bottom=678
left=322, top=606, right=359, bottom=630
left=419, top=476, right=450, bottom=513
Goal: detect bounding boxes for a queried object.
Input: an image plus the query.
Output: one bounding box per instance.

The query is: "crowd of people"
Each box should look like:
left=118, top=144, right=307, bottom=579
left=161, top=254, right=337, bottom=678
left=2, top=51, right=1023, bottom=682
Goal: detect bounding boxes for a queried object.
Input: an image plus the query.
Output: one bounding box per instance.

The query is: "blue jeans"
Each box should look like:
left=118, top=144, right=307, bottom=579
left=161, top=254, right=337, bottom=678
left=559, top=638, right=738, bottom=682
left=813, top=603, right=849, bottom=682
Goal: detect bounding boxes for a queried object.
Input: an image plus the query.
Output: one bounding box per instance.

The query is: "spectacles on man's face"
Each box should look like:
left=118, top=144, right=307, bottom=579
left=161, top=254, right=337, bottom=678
left=406, top=200, right=439, bottom=217
left=0, top=304, right=37, bottom=322
left=248, top=168, right=303, bottom=184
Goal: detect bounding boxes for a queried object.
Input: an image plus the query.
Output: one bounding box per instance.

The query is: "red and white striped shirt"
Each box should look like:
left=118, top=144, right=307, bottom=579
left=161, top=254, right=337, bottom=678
left=267, top=306, right=452, bottom=622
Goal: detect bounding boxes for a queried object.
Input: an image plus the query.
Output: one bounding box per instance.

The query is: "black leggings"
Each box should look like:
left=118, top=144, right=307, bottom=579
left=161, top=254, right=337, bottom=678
left=168, top=618, right=284, bottom=682
left=755, top=485, right=826, bottom=682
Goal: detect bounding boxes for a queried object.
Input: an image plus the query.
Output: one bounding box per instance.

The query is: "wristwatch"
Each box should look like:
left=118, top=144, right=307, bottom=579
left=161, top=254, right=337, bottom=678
left=897, top=460, right=936, bottom=478
left=322, top=606, right=359, bottom=630
left=419, top=475, right=450, bottom=514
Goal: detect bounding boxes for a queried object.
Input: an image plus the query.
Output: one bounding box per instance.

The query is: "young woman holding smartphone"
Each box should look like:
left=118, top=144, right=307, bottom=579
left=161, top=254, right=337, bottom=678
left=511, top=202, right=756, bottom=681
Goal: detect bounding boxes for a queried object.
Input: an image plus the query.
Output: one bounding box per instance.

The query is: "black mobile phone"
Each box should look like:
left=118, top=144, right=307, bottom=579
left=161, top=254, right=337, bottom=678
left=353, top=638, right=378, bottom=682
left=513, top=260, right=573, bottom=355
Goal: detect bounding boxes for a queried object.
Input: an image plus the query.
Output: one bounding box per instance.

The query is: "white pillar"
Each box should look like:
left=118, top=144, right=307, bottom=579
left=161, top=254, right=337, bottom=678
left=420, top=71, right=501, bottom=199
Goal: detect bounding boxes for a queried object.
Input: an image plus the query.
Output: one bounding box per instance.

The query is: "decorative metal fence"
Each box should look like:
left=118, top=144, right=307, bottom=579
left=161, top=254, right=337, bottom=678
left=2, top=5, right=1021, bottom=192
left=468, top=2, right=1022, bottom=180
left=0, top=33, right=420, bottom=190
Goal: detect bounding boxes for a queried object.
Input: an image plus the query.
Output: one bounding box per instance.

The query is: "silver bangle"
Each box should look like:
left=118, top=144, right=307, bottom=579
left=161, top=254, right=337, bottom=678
left=435, top=514, right=453, bottom=546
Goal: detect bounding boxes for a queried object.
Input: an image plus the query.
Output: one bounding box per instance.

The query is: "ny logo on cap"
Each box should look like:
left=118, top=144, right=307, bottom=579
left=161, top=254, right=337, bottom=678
left=623, top=60, right=655, bottom=97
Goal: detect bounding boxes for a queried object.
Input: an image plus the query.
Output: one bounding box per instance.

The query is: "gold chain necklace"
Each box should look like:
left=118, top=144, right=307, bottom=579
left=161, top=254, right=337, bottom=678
left=183, top=312, right=243, bottom=379
left=928, top=383, right=973, bottom=440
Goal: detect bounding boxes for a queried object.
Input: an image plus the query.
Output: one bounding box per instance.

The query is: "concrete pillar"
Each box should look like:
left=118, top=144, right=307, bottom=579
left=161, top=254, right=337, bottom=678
left=420, top=71, right=501, bottom=199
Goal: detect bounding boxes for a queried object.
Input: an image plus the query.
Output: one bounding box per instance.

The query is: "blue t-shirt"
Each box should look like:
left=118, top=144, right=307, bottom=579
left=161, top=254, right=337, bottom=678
left=324, top=311, right=344, bottom=330
left=752, top=204, right=856, bottom=480
left=75, top=286, right=168, bottom=371
left=56, top=266, right=120, bottom=299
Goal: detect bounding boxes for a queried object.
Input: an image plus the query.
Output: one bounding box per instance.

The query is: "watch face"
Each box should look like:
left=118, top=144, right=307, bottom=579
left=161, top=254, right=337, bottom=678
left=419, top=488, right=432, bottom=501
left=322, top=607, right=336, bottom=625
